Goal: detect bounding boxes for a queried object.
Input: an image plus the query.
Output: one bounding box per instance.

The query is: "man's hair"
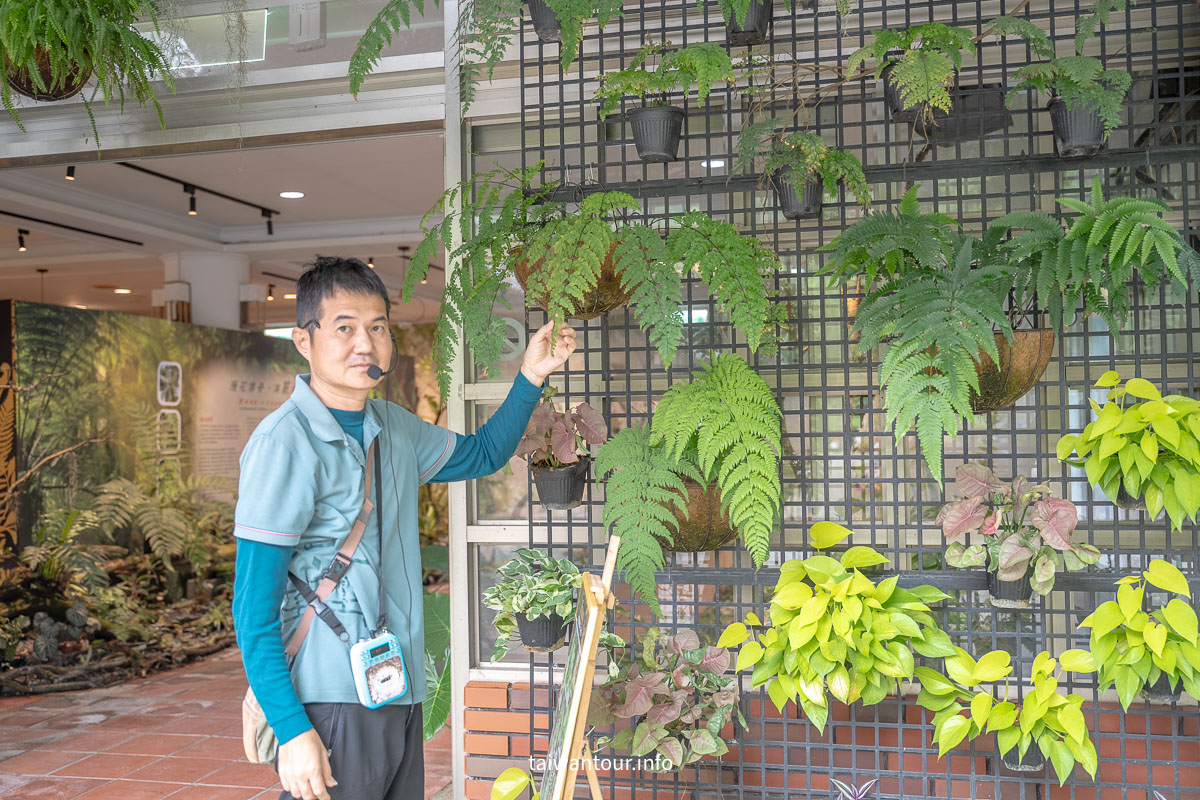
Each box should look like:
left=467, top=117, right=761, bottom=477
left=295, top=256, right=391, bottom=328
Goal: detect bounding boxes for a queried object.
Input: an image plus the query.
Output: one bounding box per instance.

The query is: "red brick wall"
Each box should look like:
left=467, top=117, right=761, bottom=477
left=463, top=680, right=1200, bottom=799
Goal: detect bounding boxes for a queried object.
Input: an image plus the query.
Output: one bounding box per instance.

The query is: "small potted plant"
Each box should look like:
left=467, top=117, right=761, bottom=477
left=1, top=0, right=175, bottom=150
left=846, top=23, right=977, bottom=127
left=719, top=522, right=956, bottom=733
left=1079, top=559, right=1200, bottom=708
left=595, top=41, right=737, bottom=162
left=939, top=463, right=1101, bottom=609
left=734, top=123, right=872, bottom=220
left=1057, top=372, right=1200, bottom=530
left=831, top=779, right=879, bottom=800
left=916, top=647, right=1099, bottom=783
left=589, top=627, right=746, bottom=772
left=596, top=353, right=786, bottom=615
left=514, top=387, right=607, bottom=510
left=483, top=548, right=582, bottom=658
left=990, top=11, right=1131, bottom=157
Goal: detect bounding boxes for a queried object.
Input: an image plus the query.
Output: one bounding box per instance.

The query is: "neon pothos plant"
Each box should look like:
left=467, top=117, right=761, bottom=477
left=1079, top=560, right=1200, bottom=708
left=939, top=462, right=1100, bottom=594
left=0, top=0, right=175, bottom=149
left=351, top=0, right=623, bottom=111
left=406, top=163, right=785, bottom=400
left=733, top=123, right=872, bottom=210
left=595, top=41, right=737, bottom=120
left=916, top=647, right=1099, bottom=785
left=596, top=354, right=782, bottom=615
left=717, top=522, right=955, bottom=733
left=1057, top=372, right=1200, bottom=531
left=846, top=23, right=976, bottom=122
left=818, top=187, right=1012, bottom=486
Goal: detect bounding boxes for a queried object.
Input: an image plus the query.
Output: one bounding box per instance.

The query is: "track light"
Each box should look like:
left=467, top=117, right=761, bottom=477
left=17, top=229, right=27, bottom=252
left=267, top=284, right=275, bottom=301
left=367, top=257, right=375, bottom=269
left=184, top=185, right=197, bottom=215
left=263, top=209, right=274, bottom=236
left=65, top=166, right=76, bottom=181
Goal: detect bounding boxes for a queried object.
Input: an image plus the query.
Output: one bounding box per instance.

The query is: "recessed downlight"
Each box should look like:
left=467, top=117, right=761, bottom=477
left=73, top=304, right=88, bottom=309
left=113, top=288, right=132, bottom=294
left=279, top=191, right=305, bottom=199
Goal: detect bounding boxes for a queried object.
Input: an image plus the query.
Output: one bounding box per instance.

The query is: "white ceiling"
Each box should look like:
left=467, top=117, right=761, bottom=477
left=0, top=132, right=448, bottom=324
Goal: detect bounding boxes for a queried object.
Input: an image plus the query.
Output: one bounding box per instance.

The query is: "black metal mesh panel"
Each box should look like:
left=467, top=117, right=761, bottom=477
left=476, top=0, right=1200, bottom=796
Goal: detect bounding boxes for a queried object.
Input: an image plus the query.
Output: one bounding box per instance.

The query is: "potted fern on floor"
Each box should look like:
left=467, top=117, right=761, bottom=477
left=595, top=354, right=782, bottom=614
left=1, top=0, right=175, bottom=150
left=514, top=387, right=607, bottom=511
left=595, top=41, right=737, bottom=162
left=408, top=163, right=787, bottom=402
left=734, top=122, right=872, bottom=220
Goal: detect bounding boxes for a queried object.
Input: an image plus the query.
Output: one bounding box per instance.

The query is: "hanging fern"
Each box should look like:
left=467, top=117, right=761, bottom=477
left=847, top=23, right=976, bottom=117
left=649, top=354, right=782, bottom=566
left=595, top=425, right=700, bottom=617
left=736, top=126, right=872, bottom=210
left=992, top=176, right=1200, bottom=335
left=595, top=41, right=737, bottom=120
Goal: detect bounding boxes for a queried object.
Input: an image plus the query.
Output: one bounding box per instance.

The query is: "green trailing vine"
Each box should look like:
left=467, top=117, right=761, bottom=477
left=0, top=0, right=176, bottom=151
left=596, top=355, right=782, bottom=614
left=734, top=123, right=872, bottom=210
left=594, top=41, right=737, bottom=120
left=408, top=164, right=786, bottom=401
left=847, top=23, right=976, bottom=120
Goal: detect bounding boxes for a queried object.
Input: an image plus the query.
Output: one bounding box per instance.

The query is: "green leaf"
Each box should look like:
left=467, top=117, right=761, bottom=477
left=491, top=768, right=536, bottom=800
left=841, top=546, right=890, bottom=569
left=1094, top=371, right=1122, bottom=387
left=1163, top=598, right=1199, bottom=646
left=1144, top=560, right=1191, bottom=598
left=811, top=521, right=853, bottom=550
left=1059, top=649, right=1098, bottom=673
left=718, top=623, right=750, bottom=648
left=974, top=651, right=1013, bottom=682
left=736, top=641, right=764, bottom=672
left=1124, top=378, right=1163, bottom=401
left=937, top=715, right=972, bottom=757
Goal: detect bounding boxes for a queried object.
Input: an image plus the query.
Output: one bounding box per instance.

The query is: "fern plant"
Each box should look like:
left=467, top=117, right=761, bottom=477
left=0, top=0, right=175, bottom=150
left=990, top=12, right=1131, bottom=142
left=734, top=123, right=872, bottom=210
left=350, top=0, right=623, bottom=112
left=595, top=42, right=737, bottom=120
left=21, top=509, right=113, bottom=599
left=408, top=164, right=786, bottom=401
left=820, top=188, right=1012, bottom=486
left=596, top=354, right=782, bottom=613
left=847, top=23, right=976, bottom=121
left=991, top=176, right=1200, bottom=336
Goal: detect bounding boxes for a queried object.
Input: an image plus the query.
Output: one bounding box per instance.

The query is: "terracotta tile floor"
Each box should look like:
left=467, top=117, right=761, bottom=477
left=0, top=648, right=454, bottom=799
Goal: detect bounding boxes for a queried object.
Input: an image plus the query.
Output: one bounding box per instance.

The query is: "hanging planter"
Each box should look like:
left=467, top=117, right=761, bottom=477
left=661, top=481, right=739, bottom=554
left=1141, top=673, right=1182, bottom=705
left=1047, top=97, right=1106, bottom=157
left=515, top=611, right=570, bottom=651
left=5, top=47, right=91, bottom=102
left=628, top=106, right=687, bottom=163
left=513, top=242, right=633, bottom=319
left=970, top=329, right=1055, bottom=413
left=526, top=0, right=562, bottom=42
left=772, top=168, right=824, bottom=220
left=879, top=63, right=910, bottom=120
left=916, top=83, right=1011, bottom=143
left=1111, top=485, right=1146, bottom=511
left=531, top=457, right=591, bottom=511
left=986, top=569, right=1034, bottom=610
left=725, top=0, right=772, bottom=47
left=1000, top=740, right=1046, bottom=773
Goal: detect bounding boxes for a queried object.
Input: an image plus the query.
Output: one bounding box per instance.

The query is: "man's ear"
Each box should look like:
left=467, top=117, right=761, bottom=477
left=292, top=325, right=311, bottom=360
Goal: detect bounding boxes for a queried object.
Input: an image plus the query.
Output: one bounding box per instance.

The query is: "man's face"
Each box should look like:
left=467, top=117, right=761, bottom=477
left=292, top=289, right=391, bottom=396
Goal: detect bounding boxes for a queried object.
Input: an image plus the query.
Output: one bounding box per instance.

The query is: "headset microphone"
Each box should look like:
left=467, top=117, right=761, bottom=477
left=366, top=331, right=399, bottom=380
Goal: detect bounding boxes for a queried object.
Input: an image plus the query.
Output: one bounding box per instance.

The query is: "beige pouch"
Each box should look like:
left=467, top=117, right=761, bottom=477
left=242, top=687, right=277, bottom=764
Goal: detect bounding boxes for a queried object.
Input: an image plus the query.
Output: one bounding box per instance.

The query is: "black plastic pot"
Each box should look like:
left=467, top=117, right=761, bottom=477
left=531, top=457, right=590, bottom=511
left=1048, top=97, right=1106, bottom=158
left=918, top=84, right=1011, bottom=143
left=628, top=106, right=686, bottom=162
left=880, top=63, right=910, bottom=120
left=1112, top=485, right=1146, bottom=511
left=516, top=611, right=569, bottom=651
left=773, top=168, right=823, bottom=220
left=526, top=0, right=561, bottom=43
left=726, top=0, right=771, bottom=47
left=986, top=569, right=1034, bottom=610
left=1141, top=673, right=1182, bottom=705
left=1000, top=740, right=1045, bottom=772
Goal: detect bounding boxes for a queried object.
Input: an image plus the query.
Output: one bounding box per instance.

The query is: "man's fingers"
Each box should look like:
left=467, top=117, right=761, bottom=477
left=322, top=749, right=337, bottom=787
left=307, top=772, right=329, bottom=800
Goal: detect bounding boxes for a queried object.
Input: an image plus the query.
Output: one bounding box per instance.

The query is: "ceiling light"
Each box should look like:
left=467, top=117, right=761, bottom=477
left=283, top=292, right=296, bottom=300
left=263, top=209, right=274, bottom=235
left=65, top=166, right=76, bottom=181
left=114, top=288, right=132, bottom=294
left=701, top=159, right=725, bottom=168
left=184, top=184, right=197, bottom=215
left=279, top=191, right=304, bottom=199
left=421, top=275, right=428, bottom=285
left=73, top=304, right=87, bottom=309
left=267, top=284, right=275, bottom=301
left=367, top=257, right=375, bottom=269
left=17, top=229, right=27, bottom=252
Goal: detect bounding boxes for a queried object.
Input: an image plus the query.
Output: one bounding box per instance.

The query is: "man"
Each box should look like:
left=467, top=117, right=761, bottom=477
left=232, top=257, right=576, bottom=800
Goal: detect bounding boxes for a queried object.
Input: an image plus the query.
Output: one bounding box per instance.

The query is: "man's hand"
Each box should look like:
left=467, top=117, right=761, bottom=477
left=278, top=728, right=337, bottom=800
left=520, top=321, right=577, bottom=386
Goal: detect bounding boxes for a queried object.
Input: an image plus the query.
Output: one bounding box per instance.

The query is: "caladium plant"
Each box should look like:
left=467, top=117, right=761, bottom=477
left=939, top=462, right=1100, bottom=595
left=514, top=386, right=607, bottom=469
left=588, top=627, right=745, bottom=772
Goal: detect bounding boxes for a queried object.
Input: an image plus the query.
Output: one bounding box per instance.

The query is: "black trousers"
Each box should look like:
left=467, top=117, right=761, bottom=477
left=278, top=702, right=424, bottom=800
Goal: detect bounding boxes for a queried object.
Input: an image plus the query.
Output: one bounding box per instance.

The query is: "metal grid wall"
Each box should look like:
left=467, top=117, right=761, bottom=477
left=480, top=0, right=1200, bottom=796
